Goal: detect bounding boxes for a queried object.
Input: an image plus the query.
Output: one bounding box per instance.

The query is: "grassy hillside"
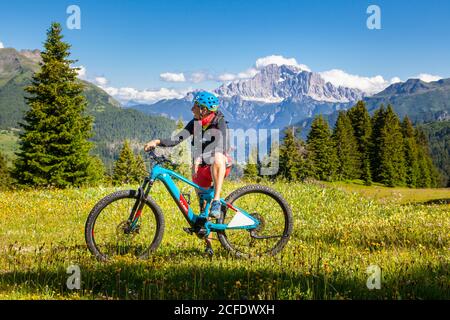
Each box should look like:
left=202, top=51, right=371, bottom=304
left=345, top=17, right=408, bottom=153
left=0, top=181, right=448, bottom=299
left=323, top=180, right=450, bottom=205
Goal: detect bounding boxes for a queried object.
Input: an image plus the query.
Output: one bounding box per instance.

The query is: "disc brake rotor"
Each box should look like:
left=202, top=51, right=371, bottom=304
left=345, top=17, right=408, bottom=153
left=249, top=213, right=265, bottom=238
left=116, top=220, right=139, bottom=240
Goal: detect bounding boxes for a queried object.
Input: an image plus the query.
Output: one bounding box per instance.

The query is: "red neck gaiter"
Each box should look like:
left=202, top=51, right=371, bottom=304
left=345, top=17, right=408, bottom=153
left=200, top=112, right=216, bottom=130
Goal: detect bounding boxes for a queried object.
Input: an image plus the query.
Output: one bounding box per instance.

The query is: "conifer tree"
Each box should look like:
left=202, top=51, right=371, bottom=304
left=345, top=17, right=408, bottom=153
left=133, top=153, right=148, bottom=182
left=332, top=111, right=361, bottom=180
left=415, top=129, right=437, bottom=188
left=378, top=105, right=406, bottom=187
left=402, top=116, right=420, bottom=187
left=279, top=127, right=310, bottom=181
left=86, top=155, right=106, bottom=186
left=112, top=140, right=137, bottom=185
left=370, top=105, right=386, bottom=182
left=13, top=22, right=94, bottom=187
left=307, top=116, right=337, bottom=181
left=347, top=101, right=372, bottom=185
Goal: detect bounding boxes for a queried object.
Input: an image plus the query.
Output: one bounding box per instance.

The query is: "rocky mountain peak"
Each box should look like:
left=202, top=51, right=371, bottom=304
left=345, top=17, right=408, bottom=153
left=0, top=48, right=41, bottom=76
left=215, top=63, right=364, bottom=103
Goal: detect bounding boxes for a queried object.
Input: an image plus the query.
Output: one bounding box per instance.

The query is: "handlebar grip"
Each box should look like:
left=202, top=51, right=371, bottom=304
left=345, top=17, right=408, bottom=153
left=146, top=148, right=174, bottom=166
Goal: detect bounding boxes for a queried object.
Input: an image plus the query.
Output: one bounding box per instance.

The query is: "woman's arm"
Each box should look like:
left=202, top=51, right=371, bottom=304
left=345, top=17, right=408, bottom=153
left=144, top=139, right=161, bottom=151
left=144, top=120, right=194, bottom=151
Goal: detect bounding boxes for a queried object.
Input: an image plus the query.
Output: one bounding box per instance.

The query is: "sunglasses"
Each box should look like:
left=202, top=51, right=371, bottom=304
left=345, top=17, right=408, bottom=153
left=193, top=102, right=208, bottom=110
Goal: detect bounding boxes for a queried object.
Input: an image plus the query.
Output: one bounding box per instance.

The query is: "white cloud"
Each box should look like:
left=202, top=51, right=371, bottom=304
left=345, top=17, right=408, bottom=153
left=159, top=55, right=310, bottom=84
left=390, top=77, right=402, bottom=84
left=216, top=55, right=310, bottom=83
left=160, top=72, right=186, bottom=82
left=102, top=86, right=190, bottom=104
left=255, top=55, right=311, bottom=72
left=94, top=76, right=108, bottom=86
left=217, top=68, right=259, bottom=82
left=414, top=73, right=442, bottom=83
left=189, top=72, right=207, bottom=83
left=76, top=65, right=87, bottom=79
left=318, top=69, right=400, bottom=95
left=72, top=65, right=189, bottom=103
left=0, top=42, right=4, bottom=49
left=217, top=73, right=238, bottom=82
left=237, top=68, right=259, bottom=79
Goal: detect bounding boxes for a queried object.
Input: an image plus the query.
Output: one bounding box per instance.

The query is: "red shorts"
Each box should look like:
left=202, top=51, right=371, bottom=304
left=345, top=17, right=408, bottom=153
left=193, top=155, right=232, bottom=188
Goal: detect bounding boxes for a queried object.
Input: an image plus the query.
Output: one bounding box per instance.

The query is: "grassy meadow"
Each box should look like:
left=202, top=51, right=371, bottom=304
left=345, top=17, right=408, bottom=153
left=324, top=180, right=450, bottom=205
left=0, top=180, right=449, bottom=300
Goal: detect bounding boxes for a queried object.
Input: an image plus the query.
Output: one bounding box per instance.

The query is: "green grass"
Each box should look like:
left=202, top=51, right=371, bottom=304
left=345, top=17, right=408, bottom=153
left=0, top=181, right=449, bottom=300
left=324, top=180, right=450, bottom=205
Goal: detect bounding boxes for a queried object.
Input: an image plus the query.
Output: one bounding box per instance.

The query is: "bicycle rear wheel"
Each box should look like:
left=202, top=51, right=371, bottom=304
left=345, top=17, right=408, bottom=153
left=85, top=190, right=165, bottom=261
left=217, top=184, right=293, bottom=258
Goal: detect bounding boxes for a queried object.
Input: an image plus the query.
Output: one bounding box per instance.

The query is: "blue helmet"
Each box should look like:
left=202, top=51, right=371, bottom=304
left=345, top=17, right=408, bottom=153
left=193, top=91, right=219, bottom=111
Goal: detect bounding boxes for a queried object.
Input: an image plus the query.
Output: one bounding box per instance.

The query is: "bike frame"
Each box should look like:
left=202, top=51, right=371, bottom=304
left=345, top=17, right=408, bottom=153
left=129, top=163, right=259, bottom=235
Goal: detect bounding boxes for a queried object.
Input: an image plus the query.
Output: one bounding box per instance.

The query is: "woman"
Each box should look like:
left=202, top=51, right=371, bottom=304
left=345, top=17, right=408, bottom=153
left=144, top=91, right=232, bottom=255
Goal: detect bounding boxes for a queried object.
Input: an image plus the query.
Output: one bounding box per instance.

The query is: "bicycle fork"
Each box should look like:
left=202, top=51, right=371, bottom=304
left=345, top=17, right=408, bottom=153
left=128, top=177, right=154, bottom=231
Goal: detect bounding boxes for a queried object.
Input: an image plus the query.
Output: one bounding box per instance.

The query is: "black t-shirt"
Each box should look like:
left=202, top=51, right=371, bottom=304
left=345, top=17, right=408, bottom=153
left=159, top=111, right=229, bottom=165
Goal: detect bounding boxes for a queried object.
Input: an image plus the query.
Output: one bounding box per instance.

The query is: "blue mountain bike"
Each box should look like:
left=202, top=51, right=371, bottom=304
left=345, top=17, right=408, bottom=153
left=85, top=149, right=293, bottom=261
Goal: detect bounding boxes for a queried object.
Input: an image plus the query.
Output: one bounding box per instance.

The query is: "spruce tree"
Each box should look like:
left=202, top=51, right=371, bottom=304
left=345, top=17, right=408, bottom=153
left=112, top=140, right=137, bottom=185
left=347, top=101, right=372, bottom=185
left=402, top=116, right=420, bottom=187
left=13, top=23, right=94, bottom=187
left=378, top=105, right=406, bottom=187
left=415, top=129, right=437, bottom=188
left=279, top=127, right=310, bottom=181
left=332, top=111, right=361, bottom=180
left=133, top=153, right=148, bottom=182
left=86, top=155, right=106, bottom=186
left=370, top=105, right=386, bottom=182
left=307, top=116, right=337, bottom=181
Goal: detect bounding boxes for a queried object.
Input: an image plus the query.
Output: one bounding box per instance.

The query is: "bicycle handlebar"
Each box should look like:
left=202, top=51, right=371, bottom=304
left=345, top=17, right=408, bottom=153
left=146, top=148, right=177, bottom=167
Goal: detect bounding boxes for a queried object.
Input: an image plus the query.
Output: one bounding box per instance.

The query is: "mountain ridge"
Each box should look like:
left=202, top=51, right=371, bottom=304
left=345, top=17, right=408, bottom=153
left=215, top=64, right=365, bottom=103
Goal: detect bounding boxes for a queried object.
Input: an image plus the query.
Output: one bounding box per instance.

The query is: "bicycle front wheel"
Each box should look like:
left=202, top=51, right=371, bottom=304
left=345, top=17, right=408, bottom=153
left=217, top=184, right=293, bottom=258
left=85, top=190, right=165, bottom=261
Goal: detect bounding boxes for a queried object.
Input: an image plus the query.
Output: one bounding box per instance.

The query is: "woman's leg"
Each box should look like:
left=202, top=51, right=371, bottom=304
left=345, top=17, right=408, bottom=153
left=211, top=152, right=226, bottom=201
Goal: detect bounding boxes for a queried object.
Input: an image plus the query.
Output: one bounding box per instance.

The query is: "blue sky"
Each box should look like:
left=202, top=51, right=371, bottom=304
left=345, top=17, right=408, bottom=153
left=1, top=0, right=449, bottom=102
